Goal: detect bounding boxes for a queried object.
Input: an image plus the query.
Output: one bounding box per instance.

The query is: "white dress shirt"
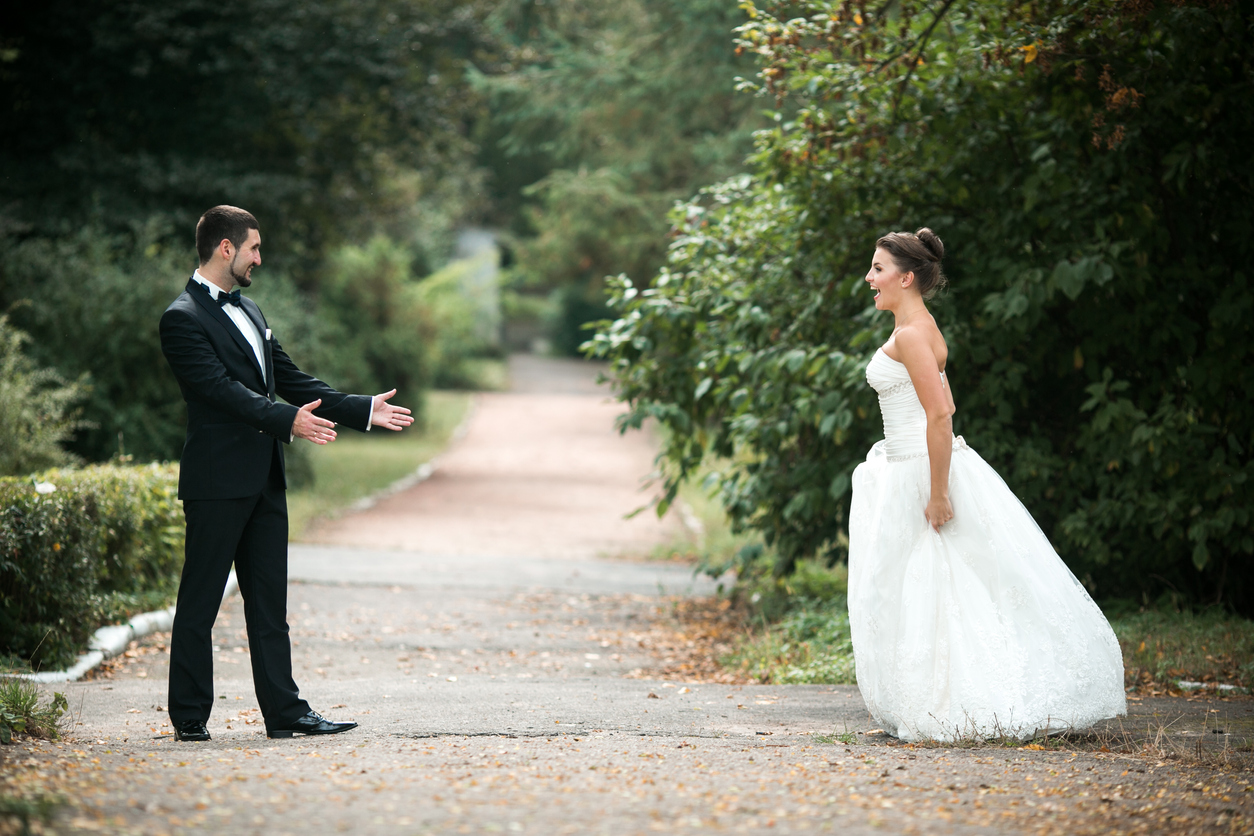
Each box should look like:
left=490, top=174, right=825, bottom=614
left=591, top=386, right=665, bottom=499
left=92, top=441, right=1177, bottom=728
left=192, top=270, right=265, bottom=374
left=190, top=271, right=374, bottom=432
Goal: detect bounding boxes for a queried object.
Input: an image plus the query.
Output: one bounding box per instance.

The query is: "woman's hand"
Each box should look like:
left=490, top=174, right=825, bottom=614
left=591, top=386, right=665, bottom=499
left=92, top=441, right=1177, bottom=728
left=925, top=493, right=954, bottom=532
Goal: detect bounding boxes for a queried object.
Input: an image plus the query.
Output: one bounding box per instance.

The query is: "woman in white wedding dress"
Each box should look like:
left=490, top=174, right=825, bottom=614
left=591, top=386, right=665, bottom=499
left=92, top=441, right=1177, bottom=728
left=846, top=228, right=1126, bottom=743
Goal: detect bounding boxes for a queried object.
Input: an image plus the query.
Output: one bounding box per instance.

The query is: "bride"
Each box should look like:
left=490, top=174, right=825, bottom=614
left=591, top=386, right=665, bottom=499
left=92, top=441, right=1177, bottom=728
left=846, top=228, right=1126, bottom=743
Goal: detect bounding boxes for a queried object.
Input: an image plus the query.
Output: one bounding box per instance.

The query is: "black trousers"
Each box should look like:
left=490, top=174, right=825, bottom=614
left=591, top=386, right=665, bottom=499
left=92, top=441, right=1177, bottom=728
left=167, top=457, right=310, bottom=727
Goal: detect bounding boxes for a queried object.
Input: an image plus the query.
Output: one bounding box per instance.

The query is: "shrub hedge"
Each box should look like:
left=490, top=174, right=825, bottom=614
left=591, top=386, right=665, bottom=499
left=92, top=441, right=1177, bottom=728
left=0, top=464, right=183, bottom=671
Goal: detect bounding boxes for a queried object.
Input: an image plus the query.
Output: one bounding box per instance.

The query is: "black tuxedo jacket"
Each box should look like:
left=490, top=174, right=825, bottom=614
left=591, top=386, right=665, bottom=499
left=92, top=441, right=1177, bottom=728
left=160, top=277, right=371, bottom=500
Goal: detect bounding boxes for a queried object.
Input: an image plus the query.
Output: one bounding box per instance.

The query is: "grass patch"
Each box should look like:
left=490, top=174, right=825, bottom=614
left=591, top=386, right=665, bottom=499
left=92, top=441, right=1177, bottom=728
left=287, top=390, right=472, bottom=539
left=0, top=679, right=67, bottom=743
left=1108, top=605, right=1254, bottom=692
left=722, top=602, right=856, bottom=685
left=719, top=560, right=856, bottom=685
left=813, top=730, right=858, bottom=745
left=720, top=585, right=1254, bottom=690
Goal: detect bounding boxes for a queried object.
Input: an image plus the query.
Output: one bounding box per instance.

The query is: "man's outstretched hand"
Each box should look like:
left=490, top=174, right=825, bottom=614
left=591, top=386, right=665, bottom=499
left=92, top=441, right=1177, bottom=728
left=371, top=389, right=415, bottom=431
left=293, top=399, right=338, bottom=445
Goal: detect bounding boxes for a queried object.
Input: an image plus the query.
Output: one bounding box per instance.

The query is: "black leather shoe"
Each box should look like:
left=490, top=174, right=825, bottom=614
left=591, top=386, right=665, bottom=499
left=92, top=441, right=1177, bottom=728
left=174, top=720, right=211, bottom=741
left=266, top=711, right=357, bottom=739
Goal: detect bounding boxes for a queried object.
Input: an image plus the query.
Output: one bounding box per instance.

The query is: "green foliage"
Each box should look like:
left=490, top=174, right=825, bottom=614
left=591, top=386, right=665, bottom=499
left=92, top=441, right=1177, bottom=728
left=0, top=0, right=492, bottom=274
left=481, top=0, right=763, bottom=353
left=589, top=0, right=1254, bottom=611
left=319, top=236, right=435, bottom=400
left=0, top=316, right=84, bottom=477
left=722, top=559, right=855, bottom=684
left=0, top=680, right=68, bottom=744
left=0, top=221, right=501, bottom=464
left=0, top=464, right=184, bottom=671
left=414, top=249, right=503, bottom=389
left=0, top=224, right=190, bottom=462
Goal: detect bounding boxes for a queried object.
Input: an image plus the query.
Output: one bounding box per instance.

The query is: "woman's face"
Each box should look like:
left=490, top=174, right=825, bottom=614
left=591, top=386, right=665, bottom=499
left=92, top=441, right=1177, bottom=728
left=865, top=247, right=911, bottom=310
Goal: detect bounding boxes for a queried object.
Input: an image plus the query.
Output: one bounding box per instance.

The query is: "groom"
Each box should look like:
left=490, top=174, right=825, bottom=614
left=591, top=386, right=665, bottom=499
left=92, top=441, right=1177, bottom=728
left=159, top=205, right=414, bottom=741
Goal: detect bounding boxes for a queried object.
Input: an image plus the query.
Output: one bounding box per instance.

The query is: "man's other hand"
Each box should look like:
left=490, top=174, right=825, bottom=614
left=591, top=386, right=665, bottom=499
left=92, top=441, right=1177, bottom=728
left=293, top=399, right=338, bottom=444
left=371, top=389, right=415, bottom=431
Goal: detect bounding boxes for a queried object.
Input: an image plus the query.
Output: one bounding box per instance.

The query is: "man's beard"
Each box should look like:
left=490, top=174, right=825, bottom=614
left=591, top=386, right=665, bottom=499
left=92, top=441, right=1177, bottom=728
left=229, top=255, right=253, bottom=288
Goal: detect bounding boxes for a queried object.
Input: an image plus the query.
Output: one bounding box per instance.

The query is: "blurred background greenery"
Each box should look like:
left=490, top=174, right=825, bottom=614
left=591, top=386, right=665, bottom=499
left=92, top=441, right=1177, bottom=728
left=1, top=0, right=1251, bottom=629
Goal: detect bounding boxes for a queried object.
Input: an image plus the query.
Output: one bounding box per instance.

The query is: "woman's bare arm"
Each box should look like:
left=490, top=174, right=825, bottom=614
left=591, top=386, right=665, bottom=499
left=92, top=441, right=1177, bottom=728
left=895, top=326, right=955, bottom=531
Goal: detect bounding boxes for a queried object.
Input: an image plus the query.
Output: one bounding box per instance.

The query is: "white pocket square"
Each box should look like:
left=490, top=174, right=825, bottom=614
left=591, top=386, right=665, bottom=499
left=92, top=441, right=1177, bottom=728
left=265, top=328, right=272, bottom=341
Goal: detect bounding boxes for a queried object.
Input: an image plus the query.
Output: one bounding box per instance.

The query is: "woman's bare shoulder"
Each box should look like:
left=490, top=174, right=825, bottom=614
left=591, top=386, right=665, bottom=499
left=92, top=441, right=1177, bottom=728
left=894, top=319, right=948, bottom=370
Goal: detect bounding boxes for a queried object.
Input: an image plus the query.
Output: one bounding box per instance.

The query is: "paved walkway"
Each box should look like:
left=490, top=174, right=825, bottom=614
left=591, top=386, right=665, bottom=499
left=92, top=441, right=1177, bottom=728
left=2, top=356, right=1251, bottom=835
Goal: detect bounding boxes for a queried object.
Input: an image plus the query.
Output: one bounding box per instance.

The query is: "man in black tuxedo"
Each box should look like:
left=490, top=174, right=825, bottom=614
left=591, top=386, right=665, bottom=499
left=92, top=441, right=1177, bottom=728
left=160, top=205, right=413, bottom=741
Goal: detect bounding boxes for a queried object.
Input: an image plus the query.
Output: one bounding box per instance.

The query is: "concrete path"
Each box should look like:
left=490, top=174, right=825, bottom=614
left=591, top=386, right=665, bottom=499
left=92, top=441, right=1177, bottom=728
left=2, top=356, right=1251, bottom=836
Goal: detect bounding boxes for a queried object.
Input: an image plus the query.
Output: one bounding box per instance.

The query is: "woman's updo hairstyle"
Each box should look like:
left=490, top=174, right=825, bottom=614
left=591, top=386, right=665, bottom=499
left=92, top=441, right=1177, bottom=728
left=875, top=227, right=947, bottom=299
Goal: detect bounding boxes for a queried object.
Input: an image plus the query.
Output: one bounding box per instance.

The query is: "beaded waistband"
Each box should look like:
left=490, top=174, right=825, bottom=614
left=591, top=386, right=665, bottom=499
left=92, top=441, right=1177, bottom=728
left=885, top=435, right=969, bottom=463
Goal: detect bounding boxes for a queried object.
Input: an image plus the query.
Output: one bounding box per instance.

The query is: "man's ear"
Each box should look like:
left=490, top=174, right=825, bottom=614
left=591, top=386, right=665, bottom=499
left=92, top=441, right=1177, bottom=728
left=217, top=238, right=234, bottom=262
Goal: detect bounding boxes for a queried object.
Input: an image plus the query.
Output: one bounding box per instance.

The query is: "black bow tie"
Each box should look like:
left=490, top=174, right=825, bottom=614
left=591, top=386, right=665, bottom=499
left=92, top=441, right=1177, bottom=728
left=217, top=289, right=243, bottom=307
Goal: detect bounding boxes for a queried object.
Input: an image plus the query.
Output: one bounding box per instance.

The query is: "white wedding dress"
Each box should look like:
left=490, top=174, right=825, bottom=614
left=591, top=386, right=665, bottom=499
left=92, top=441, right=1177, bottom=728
left=847, top=348, right=1126, bottom=742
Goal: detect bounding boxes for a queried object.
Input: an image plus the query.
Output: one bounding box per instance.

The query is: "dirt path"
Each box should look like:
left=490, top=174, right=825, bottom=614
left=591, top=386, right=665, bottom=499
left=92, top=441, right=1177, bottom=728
left=2, top=356, right=1251, bottom=836
left=308, top=358, right=684, bottom=559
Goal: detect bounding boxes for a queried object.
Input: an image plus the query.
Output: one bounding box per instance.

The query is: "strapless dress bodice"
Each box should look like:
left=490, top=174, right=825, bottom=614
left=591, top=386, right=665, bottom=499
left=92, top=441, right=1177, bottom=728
left=865, top=348, right=941, bottom=461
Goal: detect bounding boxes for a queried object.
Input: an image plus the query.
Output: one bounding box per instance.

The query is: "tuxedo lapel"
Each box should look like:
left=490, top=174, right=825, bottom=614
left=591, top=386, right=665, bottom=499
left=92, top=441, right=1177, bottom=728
left=185, top=278, right=267, bottom=390
left=240, top=300, right=275, bottom=398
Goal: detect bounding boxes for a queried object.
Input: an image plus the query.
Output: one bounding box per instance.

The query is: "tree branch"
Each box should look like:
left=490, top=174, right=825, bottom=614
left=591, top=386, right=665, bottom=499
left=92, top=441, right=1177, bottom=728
left=890, top=0, right=956, bottom=125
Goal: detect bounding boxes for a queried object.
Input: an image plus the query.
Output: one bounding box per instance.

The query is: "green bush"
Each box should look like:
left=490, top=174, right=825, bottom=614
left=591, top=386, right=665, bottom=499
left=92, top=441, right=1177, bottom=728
left=0, top=464, right=183, bottom=671
left=320, top=234, right=504, bottom=396
left=589, top=0, right=1254, bottom=612
left=319, top=235, right=435, bottom=403
left=414, top=249, right=503, bottom=388
left=0, top=223, right=187, bottom=463
left=0, top=316, right=85, bottom=477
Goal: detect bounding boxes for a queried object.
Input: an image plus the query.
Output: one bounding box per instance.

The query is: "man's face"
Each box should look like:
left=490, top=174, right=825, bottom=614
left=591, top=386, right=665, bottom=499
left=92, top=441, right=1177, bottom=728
left=228, top=228, right=262, bottom=288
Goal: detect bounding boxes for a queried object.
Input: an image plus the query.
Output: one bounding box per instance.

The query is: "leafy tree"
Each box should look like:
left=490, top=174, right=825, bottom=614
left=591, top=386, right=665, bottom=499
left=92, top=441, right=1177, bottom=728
left=0, top=0, right=492, bottom=276
left=589, top=0, right=1254, bottom=612
left=480, top=0, right=764, bottom=352
left=0, top=316, right=84, bottom=476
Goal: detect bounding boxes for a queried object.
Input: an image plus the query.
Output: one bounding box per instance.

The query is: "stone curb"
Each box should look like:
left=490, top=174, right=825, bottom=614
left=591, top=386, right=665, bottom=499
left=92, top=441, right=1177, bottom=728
left=8, top=572, right=238, bottom=684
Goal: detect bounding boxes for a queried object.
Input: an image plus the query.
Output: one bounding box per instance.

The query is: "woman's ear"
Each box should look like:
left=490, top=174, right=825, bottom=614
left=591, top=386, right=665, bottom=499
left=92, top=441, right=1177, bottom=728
left=901, top=271, right=915, bottom=289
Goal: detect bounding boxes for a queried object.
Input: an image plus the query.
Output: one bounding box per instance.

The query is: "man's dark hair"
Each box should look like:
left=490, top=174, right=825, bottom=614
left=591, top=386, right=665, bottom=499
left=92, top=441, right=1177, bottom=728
left=195, top=206, right=259, bottom=265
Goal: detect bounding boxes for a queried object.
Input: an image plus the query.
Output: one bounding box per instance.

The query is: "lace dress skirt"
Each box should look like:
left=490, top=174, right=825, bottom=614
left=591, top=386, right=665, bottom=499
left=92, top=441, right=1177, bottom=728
left=847, top=438, right=1127, bottom=743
